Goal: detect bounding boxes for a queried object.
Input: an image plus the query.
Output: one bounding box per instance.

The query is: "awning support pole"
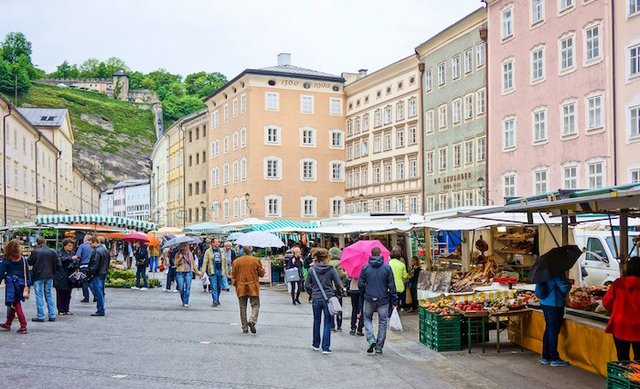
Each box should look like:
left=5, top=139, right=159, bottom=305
left=620, top=209, right=629, bottom=275
left=607, top=213, right=620, bottom=260
left=539, top=212, right=560, bottom=247
left=561, top=210, right=569, bottom=246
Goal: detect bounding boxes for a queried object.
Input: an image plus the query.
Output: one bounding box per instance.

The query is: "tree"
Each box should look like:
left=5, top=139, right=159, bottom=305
left=94, top=62, right=110, bottom=79
left=79, top=58, right=99, bottom=77
left=0, top=58, right=31, bottom=96
left=105, top=57, right=129, bottom=75
left=184, top=71, right=227, bottom=98
left=128, top=70, right=145, bottom=89
left=1, top=32, right=32, bottom=65
left=51, top=60, right=80, bottom=79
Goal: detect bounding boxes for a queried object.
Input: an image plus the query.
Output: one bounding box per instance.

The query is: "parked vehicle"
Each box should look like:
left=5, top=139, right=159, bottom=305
left=575, top=230, right=639, bottom=286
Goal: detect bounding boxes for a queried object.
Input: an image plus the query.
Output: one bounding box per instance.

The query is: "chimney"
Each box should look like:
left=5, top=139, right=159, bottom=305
left=358, top=69, right=368, bottom=79
left=277, top=53, right=291, bottom=66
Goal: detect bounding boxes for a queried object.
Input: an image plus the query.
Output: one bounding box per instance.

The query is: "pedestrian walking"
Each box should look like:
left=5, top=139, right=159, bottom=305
left=603, top=256, right=640, bottom=361
left=389, top=249, right=408, bottom=312
left=285, top=247, right=303, bottom=305
left=304, top=248, right=343, bottom=354
left=149, top=243, right=160, bottom=273
left=199, top=238, right=211, bottom=293
left=175, top=242, right=202, bottom=307
left=535, top=273, right=571, bottom=367
left=163, top=246, right=178, bottom=293
left=28, top=236, right=59, bottom=323
left=0, top=239, right=31, bottom=334
left=222, top=241, right=236, bottom=292
left=348, top=276, right=364, bottom=336
left=87, top=237, right=110, bottom=317
left=231, top=246, right=265, bottom=334
left=358, top=247, right=397, bottom=355
left=201, top=238, right=227, bottom=307
left=131, top=241, right=149, bottom=290
left=407, top=256, right=422, bottom=313
left=54, top=238, right=76, bottom=315
left=329, top=254, right=347, bottom=332
left=73, top=234, right=94, bottom=303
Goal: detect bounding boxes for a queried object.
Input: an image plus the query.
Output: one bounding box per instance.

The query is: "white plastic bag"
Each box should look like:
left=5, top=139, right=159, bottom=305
left=389, top=307, right=403, bottom=331
left=202, top=273, right=210, bottom=286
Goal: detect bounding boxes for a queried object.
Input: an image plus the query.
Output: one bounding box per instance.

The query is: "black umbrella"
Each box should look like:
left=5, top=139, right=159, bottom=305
left=527, top=245, right=583, bottom=283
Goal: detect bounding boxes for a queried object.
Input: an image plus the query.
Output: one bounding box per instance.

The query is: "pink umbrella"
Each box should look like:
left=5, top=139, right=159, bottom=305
left=340, top=240, right=390, bottom=278
left=122, top=231, right=150, bottom=243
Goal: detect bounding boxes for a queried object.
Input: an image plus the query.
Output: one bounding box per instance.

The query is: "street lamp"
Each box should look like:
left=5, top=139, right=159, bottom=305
left=199, top=201, right=205, bottom=222
left=244, top=193, right=251, bottom=216
left=477, top=177, right=494, bottom=205
left=358, top=193, right=367, bottom=212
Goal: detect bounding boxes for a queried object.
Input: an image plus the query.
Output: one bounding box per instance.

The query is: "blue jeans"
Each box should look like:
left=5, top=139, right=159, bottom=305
left=363, top=300, right=389, bottom=350
left=222, top=274, right=229, bottom=290
left=33, top=279, right=55, bottom=319
left=135, top=266, right=148, bottom=288
left=149, top=256, right=159, bottom=272
left=210, top=273, right=223, bottom=303
left=541, top=305, right=564, bottom=361
left=312, top=299, right=333, bottom=352
left=90, top=275, right=106, bottom=315
left=176, top=272, right=192, bottom=305
left=166, top=267, right=176, bottom=290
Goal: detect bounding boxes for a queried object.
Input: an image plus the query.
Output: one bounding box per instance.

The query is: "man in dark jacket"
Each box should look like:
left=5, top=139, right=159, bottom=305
left=358, top=247, right=397, bottom=355
left=87, top=237, right=110, bottom=317
left=132, top=242, right=149, bottom=290
left=28, top=236, right=60, bottom=322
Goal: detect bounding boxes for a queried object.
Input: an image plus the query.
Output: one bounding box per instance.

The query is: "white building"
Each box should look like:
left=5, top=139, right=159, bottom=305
left=99, top=189, right=114, bottom=215
left=150, top=133, right=168, bottom=226
left=100, top=179, right=150, bottom=221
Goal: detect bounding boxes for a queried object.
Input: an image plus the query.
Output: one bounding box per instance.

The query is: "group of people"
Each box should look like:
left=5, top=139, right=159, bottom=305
left=0, top=235, right=109, bottom=334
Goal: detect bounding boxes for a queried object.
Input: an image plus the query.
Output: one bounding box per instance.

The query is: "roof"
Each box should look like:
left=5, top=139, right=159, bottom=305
left=17, top=107, right=68, bottom=127
left=113, top=179, right=150, bottom=189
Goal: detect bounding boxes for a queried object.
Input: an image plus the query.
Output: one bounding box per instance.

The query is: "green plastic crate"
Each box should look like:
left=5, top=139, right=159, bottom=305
left=607, top=362, right=640, bottom=389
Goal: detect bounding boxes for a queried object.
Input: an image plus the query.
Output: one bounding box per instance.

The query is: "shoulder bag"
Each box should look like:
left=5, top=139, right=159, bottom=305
left=311, top=269, right=342, bottom=316
left=285, top=266, right=300, bottom=282
left=22, top=258, right=30, bottom=300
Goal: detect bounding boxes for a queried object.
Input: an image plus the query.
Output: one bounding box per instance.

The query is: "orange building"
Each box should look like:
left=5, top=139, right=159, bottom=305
left=204, top=54, right=346, bottom=222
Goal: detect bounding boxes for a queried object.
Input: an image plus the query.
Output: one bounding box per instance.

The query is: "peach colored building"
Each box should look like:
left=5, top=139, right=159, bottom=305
left=205, top=54, right=345, bottom=222
left=615, top=0, right=640, bottom=184
left=344, top=55, right=422, bottom=215
left=487, top=0, right=614, bottom=204
left=182, top=109, right=209, bottom=225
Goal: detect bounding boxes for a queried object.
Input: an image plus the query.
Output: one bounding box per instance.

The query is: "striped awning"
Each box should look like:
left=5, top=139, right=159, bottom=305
left=183, top=222, right=223, bottom=234
left=247, top=219, right=317, bottom=233
left=36, top=214, right=158, bottom=232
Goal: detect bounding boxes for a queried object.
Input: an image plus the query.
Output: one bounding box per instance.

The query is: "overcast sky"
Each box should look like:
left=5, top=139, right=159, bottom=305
left=1, top=0, right=483, bottom=78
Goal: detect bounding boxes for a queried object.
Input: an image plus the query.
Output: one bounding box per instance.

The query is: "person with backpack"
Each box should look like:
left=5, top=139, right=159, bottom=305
left=131, top=241, right=149, bottom=290
left=358, top=247, right=397, bottom=355
left=535, top=273, right=571, bottom=367
left=304, top=248, right=343, bottom=354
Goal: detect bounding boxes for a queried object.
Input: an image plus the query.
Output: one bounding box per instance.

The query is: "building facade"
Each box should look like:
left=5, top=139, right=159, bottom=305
left=615, top=0, right=640, bottom=184
left=100, top=189, right=114, bottom=216
left=417, top=8, right=488, bottom=212
left=205, top=53, right=346, bottom=222
left=344, top=55, right=423, bottom=215
left=165, top=120, right=185, bottom=227
left=124, top=181, right=150, bottom=221
left=487, top=0, right=614, bottom=204
left=150, top=132, right=168, bottom=226
left=182, top=110, right=209, bottom=225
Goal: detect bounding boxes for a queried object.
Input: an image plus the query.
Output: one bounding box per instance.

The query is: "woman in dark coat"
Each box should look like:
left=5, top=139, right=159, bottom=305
left=285, top=247, right=304, bottom=305
left=0, top=239, right=31, bottom=334
left=54, top=238, right=76, bottom=315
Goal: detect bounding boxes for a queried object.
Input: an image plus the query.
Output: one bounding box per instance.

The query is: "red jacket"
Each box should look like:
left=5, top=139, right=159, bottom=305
left=603, top=275, right=640, bottom=342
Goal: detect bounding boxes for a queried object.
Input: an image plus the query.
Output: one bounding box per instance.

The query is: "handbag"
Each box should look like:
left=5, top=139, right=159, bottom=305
left=311, top=268, right=342, bottom=316
left=285, top=267, right=300, bottom=282
left=22, top=258, right=30, bottom=300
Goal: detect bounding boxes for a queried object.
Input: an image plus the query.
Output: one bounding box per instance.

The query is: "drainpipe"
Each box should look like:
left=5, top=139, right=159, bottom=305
left=35, top=134, right=41, bottom=215
left=80, top=179, right=83, bottom=213
left=179, top=122, right=186, bottom=229
left=2, top=103, right=12, bottom=228
left=610, top=1, right=618, bottom=185
left=480, top=20, right=489, bottom=204
left=415, top=54, right=426, bottom=214
left=55, top=151, right=61, bottom=213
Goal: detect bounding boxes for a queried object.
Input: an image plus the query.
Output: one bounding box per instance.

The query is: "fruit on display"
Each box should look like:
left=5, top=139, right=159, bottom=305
left=420, top=299, right=457, bottom=317
left=452, top=298, right=487, bottom=313
left=516, top=290, right=539, bottom=305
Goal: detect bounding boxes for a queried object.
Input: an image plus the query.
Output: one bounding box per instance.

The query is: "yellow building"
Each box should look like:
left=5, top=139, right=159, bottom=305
left=182, top=109, right=209, bottom=225
left=165, top=119, right=185, bottom=228
left=205, top=54, right=346, bottom=221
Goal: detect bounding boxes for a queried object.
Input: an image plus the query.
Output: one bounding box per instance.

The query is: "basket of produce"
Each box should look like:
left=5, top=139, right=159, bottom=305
left=607, top=361, right=640, bottom=389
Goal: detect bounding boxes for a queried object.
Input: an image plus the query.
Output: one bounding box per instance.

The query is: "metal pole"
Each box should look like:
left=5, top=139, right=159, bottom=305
left=55, top=151, right=61, bottom=213
left=35, top=134, right=41, bottom=215
left=179, top=123, right=186, bottom=229
left=2, top=103, right=12, bottom=229
left=620, top=209, right=629, bottom=275
left=561, top=210, right=569, bottom=246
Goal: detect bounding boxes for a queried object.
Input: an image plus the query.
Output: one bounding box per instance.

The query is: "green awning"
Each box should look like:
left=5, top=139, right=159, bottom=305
left=247, top=219, right=317, bottom=232
left=35, top=214, right=157, bottom=232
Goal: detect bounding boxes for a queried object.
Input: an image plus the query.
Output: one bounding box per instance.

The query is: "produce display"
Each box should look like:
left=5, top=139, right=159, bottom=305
left=624, top=362, right=640, bottom=384
left=449, top=257, right=497, bottom=293
left=516, top=290, right=539, bottom=305
left=420, top=299, right=457, bottom=317
left=452, top=298, right=488, bottom=313
left=567, top=286, right=609, bottom=311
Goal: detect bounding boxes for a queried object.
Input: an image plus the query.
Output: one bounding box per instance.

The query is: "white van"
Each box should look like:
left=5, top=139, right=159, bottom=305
left=574, top=230, right=639, bottom=286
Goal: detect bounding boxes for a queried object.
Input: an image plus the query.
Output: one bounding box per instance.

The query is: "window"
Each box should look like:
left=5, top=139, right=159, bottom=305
left=222, top=200, right=229, bottom=219
left=232, top=99, right=238, bottom=117
left=410, top=197, right=418, bottom=214
left=240, top=158, right=247, bottom=181
left=265, top=92, right=279, bottom=110
left=531, top=0, right=544, bottom=24
left=563, top=165, right=578, bottom=189
left=631, top=168, right=640, bottom=183
left=373, top=136, right=381, bottom=153
left=439, top=194, right=448, bottom=210
left=264, top=125, right=281, bottom=145
left=361, top=168, right=368, bottom=185
left=533, top=108, right=547, bottom=142
left=503, top=59, right=514, bottom=92
left=476, top=89, right=486, bottom=115
left=562, top=101, right=577, bottom=136
left=426, top=151, right=434, bottom=173
left=504, top=174, right=516, bottom=198
left=373, top=166, right=381, bottom=184
left=300, top=127, right=316, bottom=147
left=452, top=192, right=462, bottom=208
left=560, top=0, right=574, bottom=12
left=266, top=196, right=281, bottom=217
left=300, top=95, right=314, bottom=114
left=409, top=159, right=418, bottom=178
left=331, top=161, right=344, bottom=181
left=585, top=25, right=601, bottom=62
left=631, top=44, right=640, bottom=77
left=233, top=198, right=239, bottom=218
left=396, top=198, right=404, bottom=213
left=384, top=199, right=392, bottom=212
left=504, top=117, right=516, bottom=149
left=240, top=127, right=247, bottom=147
left=301, top=159, right=316, bottom=181
left=439, top=147, right=447, bottom=171
left=438, top=104, right=448, bottom=130
left=396, top=129, right=405, bottom=148
left=477, top=137, right=486, bottom=162
left=212, top=202, right=219, bottom=219
left=560, top=35, right=575, bottom=71
left=534, top=169, right=548, bottom=194
left=332, top=199, right=343, bottom=216
left=464, top=49, right=473, bottom=73
left=531, top=47, right=545, bottom=82
left=384, top=164, right=392, bottom=182
left=408, top=127, right=417, bottom=145
left=588, top=161, right=604, bottom=188
left=396, top=161, right=405, bottom=180
left=374, top=109, right=382, bottom=127
left=211, top=168, right=219, bottom=187
left=363, top=114, right=369, bottom=131
left=476, top=42, right=485, bottom=67
left=264, top=158, right=282, bottom=180
left=223, top=163, right=230, bottom=184
left=587, top=94, right=603, bottom=130
left=396, top=101, right=405, bottom=121
left=464, top=94, right=474, bottom=120
left=464, top=191, right=474, bottom=207
left=452, top=55, right=461, bottom=80
left=426, top=196, right=435, bottom=213
left=362, top=140, right=368, bottom=156
left=502, top=7, right=514, bottom=39
left=453, top=144, right=462, bottom=168
left=408, top=98, right=417, bottom=117
left=354, top=142, right=361, bottom=158
left=452, top=99, right=462, bottom=124
left=223, top=135, right=229, bottom=153
left=383, top=105, right=392, bottom=124
left=383, top=132, right=392, bottom=151
left=425, top=69, right=433, bottom=92
left=464, top=141, right=474, bottom=165
left=425, top=110, right=435, bottom=134
left=330, top=98, right=343, bottom=116
left=232, top=161, right=239, bottom=182
left=347, top=120, right=353, bottom=136
left=233, top=131, right=239, bottom=150
left=330, top=130, right=344, bottom=148
left=438, top=62, right=446, bottom=86
left=240, top=94, right=246, bottom=113
left=355, top=117, right=361, bottom=133
left=223, top=105, right=229, bottom=122
left=211, top=111, right=219, bottom=129
left=631, top=106, right=640, bottom=139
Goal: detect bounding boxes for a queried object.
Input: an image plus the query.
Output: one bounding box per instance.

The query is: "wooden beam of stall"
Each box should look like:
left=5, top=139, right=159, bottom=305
left=561, top=210, right=569, bottom=246
left=620, top=209, right=629, bottom=275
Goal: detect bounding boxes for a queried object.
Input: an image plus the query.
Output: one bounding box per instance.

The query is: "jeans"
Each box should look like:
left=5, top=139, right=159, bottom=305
left=149, top=256, right=159, bottom=272
left=363, top=300, right=389, bottom=350
left=135, top=266, right=148, bottom=288
left=613, top=337, right=640, bottom=361
left=541, top=305, right=565, bottom=361
left=210, top=273, right=223, bottom=303
left=176, top=272, right=192, bottom=305
left=312, top=299, right=333, bottom=352
left=222, top=275, right=229, bottom=290
left=166, top=267, right=176, bottom=290
left=398, top=290, right=406, bottom=310
left=349, top=292, right=364, bottom=332
left=33, top=279, right=55, bottom=319
left=238, top=296, right=260, bottom=331
left=90, top=275, right=106, bottom=315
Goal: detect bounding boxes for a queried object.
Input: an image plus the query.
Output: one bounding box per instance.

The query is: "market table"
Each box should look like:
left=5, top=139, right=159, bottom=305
left=488, top=309, right=532, bottom=353
left=456, top=309, right=489, bottom=354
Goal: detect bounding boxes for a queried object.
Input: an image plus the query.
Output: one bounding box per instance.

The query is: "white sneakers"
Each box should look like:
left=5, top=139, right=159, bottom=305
left=140, top=287, right=148, bottom=291
left=131, top=286, right=148, bottom=291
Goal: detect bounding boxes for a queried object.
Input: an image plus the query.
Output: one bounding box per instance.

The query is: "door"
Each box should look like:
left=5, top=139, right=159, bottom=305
left=583, top=237, right=611, bottom=286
